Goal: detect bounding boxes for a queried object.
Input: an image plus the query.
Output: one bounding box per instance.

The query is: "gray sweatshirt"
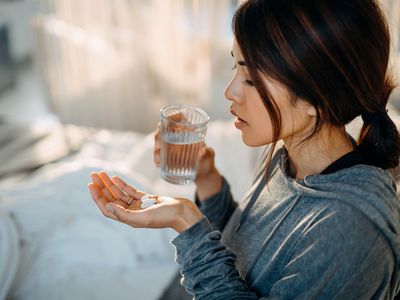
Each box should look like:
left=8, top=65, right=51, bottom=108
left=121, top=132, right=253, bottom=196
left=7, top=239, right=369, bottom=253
left=171, top=147, right=400, bottom=299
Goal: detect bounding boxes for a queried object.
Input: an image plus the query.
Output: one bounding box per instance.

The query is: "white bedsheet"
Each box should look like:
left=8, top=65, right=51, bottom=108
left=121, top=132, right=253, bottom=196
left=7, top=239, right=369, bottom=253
left=0, top=120, right=259, bottom=300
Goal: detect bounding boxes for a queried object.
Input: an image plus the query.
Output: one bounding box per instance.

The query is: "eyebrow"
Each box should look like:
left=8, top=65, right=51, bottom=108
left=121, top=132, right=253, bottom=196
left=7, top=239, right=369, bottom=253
left=231, top=50, right=247, bottom=66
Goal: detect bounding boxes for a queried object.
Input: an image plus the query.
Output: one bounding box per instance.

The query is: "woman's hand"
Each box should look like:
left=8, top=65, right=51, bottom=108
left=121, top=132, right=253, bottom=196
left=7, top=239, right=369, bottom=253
left=88, top=171, right=204, bottom=233
left=153, top=114, right=223, bottom=201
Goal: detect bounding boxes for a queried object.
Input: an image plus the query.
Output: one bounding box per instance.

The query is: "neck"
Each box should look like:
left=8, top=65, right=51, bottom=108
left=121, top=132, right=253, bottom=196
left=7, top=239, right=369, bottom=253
left=283, top=126, right=355, bottom=179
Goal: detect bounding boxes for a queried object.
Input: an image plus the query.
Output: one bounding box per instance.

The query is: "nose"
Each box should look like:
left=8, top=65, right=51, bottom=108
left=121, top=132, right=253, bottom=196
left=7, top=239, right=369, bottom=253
left=224, top=77, right=242, bottom=104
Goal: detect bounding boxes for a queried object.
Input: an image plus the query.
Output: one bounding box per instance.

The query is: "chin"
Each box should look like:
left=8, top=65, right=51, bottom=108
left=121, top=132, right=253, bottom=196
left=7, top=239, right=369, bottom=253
left=241, top=134, right=271, bottom=147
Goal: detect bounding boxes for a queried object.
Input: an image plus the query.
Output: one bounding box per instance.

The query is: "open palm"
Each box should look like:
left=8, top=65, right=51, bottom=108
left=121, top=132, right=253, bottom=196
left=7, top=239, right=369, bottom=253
left=88, top=171, right=203, bottom=232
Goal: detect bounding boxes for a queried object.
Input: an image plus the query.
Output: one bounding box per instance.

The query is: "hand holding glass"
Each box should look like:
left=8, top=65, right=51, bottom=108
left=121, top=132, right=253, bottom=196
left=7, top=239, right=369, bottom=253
left=159, top=104, right=210, bottom=185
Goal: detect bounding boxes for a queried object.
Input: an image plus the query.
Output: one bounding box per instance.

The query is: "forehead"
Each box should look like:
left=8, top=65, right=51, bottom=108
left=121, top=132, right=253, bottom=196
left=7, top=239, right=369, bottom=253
left=232, top=39, right=243, bottom=59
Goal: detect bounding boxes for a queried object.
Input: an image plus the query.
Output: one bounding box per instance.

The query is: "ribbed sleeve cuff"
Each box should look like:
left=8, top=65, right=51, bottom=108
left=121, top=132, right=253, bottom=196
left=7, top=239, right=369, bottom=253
left=195, top=176, right=231, bottom=215
left=172, top=217, right=212, bottom=247
left=171, top=217, right=216, bottom=264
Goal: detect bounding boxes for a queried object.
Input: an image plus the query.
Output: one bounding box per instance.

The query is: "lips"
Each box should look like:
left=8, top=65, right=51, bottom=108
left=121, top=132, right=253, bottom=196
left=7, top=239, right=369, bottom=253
left=230, top=108, right=248, bottom=130
left=230, top=109, right=247, bottom=123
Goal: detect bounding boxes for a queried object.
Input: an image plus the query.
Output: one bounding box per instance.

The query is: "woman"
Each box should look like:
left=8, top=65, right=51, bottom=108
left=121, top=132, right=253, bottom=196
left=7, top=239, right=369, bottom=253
left=88, top=0, right=400, bottom=298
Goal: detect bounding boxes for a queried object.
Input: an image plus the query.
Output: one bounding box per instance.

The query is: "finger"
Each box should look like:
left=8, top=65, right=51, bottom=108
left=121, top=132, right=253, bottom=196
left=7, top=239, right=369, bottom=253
left=154, top=123, right=160, bottom=141
left=154, top=127, right=161, bottom=166
left=168, top=112, right=185, bottom=122
left=154, top=150, right=160, bottom=166
left=98, top=184, right=138, bottom=209
left=99, top=171, right=132, bottom=203
left=111, top=176, right=145, bottom=199
left=154, top=146, right=160, bottom=164
left=90, top=172, right=105, bottom=188
left=198, top=146, right=214, bottom=161
left=128, top=198, right=142, bottom=210
left=154, top=156, right=160, bottom=166
left=166, top=112, right=193, bottom=133
left=105, top=203, right=140, bottom=225
left=88, top=184, right=118, bottom=220
left=90, top=173, right=118, bottom=202
left=197, top=142, right=206, bottom=156
left=197, top=145, right=206, bottom=159
left=100, top=185, right=115, bottom=201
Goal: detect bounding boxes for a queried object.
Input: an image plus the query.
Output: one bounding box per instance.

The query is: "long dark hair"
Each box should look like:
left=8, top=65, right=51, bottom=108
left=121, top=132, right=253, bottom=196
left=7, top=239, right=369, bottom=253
left=233, top=0, right=400, bottom=170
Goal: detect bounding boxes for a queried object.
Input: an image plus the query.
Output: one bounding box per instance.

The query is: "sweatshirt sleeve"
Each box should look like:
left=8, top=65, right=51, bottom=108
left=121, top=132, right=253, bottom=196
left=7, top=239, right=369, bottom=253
left=172, top=217, right=260, bottom=300
left=194, top=176, right=237, bottom=231
left=172, top=202, right=394, bottom=300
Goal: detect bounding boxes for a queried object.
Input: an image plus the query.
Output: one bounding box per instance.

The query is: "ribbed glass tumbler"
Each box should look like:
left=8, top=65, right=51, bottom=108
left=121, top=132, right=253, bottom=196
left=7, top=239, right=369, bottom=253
left=160, top=104, right=210, bottom=185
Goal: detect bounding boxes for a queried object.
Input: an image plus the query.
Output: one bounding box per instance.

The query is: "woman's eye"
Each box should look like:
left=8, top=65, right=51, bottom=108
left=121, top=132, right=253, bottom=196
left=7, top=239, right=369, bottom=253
left=243, top=79, right=254, bottom=86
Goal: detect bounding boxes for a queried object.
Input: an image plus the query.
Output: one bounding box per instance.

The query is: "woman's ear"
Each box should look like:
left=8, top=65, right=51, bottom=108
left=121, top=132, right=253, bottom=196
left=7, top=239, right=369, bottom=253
left=296, top=97, right=317, bottom=117
left=306, top=104, right=317, bottom=117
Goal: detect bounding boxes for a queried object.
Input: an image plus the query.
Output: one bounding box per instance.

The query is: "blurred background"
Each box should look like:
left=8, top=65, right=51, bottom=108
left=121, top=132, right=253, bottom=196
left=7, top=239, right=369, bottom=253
left=0, top=1, right=399, bottom=300
left=0, top=0, right=242, bottom=132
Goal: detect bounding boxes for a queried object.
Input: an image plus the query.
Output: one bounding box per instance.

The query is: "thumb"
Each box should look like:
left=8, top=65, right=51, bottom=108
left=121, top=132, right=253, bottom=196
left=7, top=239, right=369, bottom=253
left=106, top=203, right=130, bottom=223
left=199, top=146, right=215, bottom=161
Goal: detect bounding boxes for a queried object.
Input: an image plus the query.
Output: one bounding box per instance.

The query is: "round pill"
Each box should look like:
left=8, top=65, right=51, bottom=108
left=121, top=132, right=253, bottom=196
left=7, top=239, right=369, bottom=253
left=141, top=203, right=156, bottom=209
left=142, top=199, right=154, bottom=202
left=158, top=196, right=175, bottom=203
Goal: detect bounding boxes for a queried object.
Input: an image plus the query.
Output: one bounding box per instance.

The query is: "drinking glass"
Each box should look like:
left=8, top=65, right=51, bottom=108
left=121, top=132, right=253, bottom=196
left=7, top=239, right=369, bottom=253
left=160, top=104, right=210, bottom=185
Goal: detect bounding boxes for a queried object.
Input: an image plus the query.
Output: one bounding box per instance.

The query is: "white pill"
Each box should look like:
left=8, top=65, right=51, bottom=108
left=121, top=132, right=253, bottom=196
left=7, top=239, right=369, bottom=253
left=158, top=196, right=175, bottom=203
left=141, top=200, right=156, bottom=204
left=141, top=203, right=156, bottom=209
left=141, top=198, right=156, bottom=203
left=140, top=195, right=156, bottom=206
left=141, top=201, right=152, bottom=205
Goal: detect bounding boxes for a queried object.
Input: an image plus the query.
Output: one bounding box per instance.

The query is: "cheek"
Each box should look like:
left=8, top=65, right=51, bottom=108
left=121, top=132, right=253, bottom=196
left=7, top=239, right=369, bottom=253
left=242, top=111, right=274, bottom=147
left=278, top=108, right=296, bottom=136
left=279, top=105, right=313, bottom=139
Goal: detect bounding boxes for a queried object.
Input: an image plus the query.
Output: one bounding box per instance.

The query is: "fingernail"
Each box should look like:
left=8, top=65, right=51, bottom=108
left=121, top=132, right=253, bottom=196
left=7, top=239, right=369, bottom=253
left=105, top=204, right=115, bottom=213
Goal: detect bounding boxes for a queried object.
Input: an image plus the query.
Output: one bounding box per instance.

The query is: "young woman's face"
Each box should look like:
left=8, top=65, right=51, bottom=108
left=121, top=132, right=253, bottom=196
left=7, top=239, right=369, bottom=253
left=224, top=40, right=317, bottom=147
